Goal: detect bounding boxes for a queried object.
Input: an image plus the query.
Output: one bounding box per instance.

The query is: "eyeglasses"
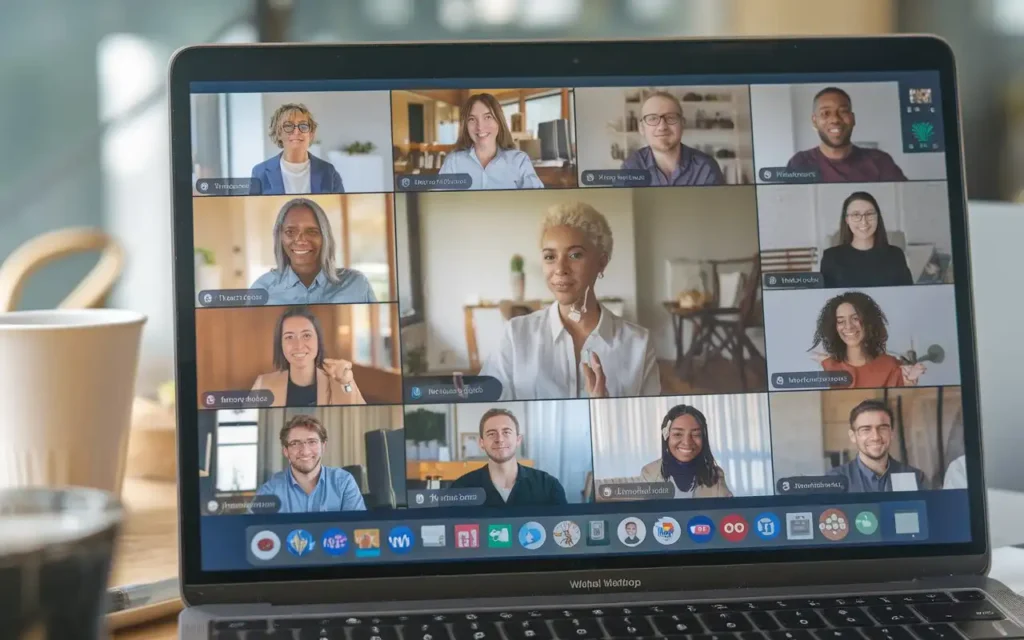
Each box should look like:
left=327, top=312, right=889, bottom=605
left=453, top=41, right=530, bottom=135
left=845, top=212, right=878, bottom=223
left=286, top=438, right=322, bottom=450
left=642, top=113, right=682, bottom=126
left=855, top=425, right=892, bottom=437
left=281, top=122, right=311, bottom=133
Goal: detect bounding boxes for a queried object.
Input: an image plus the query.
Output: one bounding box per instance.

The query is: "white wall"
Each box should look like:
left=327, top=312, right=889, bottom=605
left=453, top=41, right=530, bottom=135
left=750, top=82, right=947, bottom=181
left=228, top=91, right=394, bottom=192
left=763, top=285, right=962, bottom=390
left=756, top=181, right=953, bottom=261
left=633, top=186, right=760, bottom=360
left=408, top=189, right=638, bottom=371
left=768, top=391, right=828, bottom=478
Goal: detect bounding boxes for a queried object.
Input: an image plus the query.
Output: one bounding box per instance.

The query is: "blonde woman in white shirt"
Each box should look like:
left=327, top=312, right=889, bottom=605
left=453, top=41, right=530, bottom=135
left=481, top=202, right=660, bottom=400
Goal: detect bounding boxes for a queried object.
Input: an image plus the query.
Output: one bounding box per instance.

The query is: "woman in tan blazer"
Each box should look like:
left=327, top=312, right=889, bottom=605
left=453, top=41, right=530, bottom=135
left=251, top=306, right=365, bottom=407
left=640, top=404, right=732, bottom=498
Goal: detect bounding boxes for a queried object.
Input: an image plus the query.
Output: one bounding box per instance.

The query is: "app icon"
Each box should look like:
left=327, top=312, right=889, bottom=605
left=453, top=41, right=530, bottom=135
left=488, top=524, right=512, bottom=548
left=652, top=517, right=681, bottom=545
left=552, top=520, right=582, bottom=548
left=518, top=521, right=546, bottom=550
left=911, top=121, right=935, bottom=144
left=387, top=526, right=415, bottom=554
left=285, top=529, right=315, bottom=557
left=617, top=517, right=646, bottom=547
left=250, top=530, right=280, bottom=561
left=687, top=515, right=715, bottom=543
left=754, top=513, right=780, bottom=541
left=786, top=512, right=814, bottom=541
left=894, top=510, right=921, bottom=536
left=587, top=520, right=610, bottom=546
left=720, top=514, right=748, bottom=543
left=321, top=528, right=349, bottom=557
left=818, top=509, right=849, bottom=542
left=410, top=386, right=423, bottom=400
left=354, top=528, right=381, bottom=557
left=421, top=524, right=446, bottom=548
left=855, top=511, right=879, bottom=536
left=454, top=524, right=480, bottom=549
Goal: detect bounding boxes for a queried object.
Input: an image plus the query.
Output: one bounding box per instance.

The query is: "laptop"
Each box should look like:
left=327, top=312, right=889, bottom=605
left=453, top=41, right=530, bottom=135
left=168, top=37, right=1021, bottom=640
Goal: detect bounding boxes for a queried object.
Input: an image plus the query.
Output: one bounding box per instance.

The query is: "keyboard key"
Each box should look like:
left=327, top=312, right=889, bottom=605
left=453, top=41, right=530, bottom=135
left=740, top=633, right=769, bottom=640
left=765, top=601, right=802, bottom=611
left=601, top=616, right=654, bottom=637
left=955, top=620, right=1024, bottom=640
left=898, top=593, right=954, bottom=605
left=651, top=614, right=703, bottom=635
left=909, top=623, right=966, bottom=640
left=768, top=631, right=815, bottom=640
left=821, top=607, right=875, bottom=627
left=504, top=620, right=554, bottom=640
left=951, top=592, right=988, bottom=603
left=351, top=625, right=400, bottom=640
left=689, top=634, right=741, bottom=640
left=867, top=606, right=921, bottom=625
left=452, top=622, right=501, bottom=640
left=814, top=630, right=866, bottom=640
left=552, top=618, right=603, bottom=638
left=915, top=603, right=1003, bottom=623
left=826, top=598, right=874, bottom=608
left=861, top=627, right=916, bottom=640
left=748, top=612, right=781, bottom=631
left=485, top=612, right=526, bottom=622
left=299, top=630, right=345, bottom=640
left=400, top=623, right=452, bottom=640
left=549, top=610, right=594, bottom=620
left=701, top=613, right=754, bottom=632
left=734, top=602, right=773, bottom=612
left=775, top=610, right=827, bottom=630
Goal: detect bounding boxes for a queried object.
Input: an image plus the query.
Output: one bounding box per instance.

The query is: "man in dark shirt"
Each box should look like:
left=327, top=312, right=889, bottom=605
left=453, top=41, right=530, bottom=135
left=828, top=400, right=929, bottom=493
left=620, top=91, right=725, bottom=186
left=786, top=87, right=908, bottom=183
left=450, top=408, right=568, bottom=507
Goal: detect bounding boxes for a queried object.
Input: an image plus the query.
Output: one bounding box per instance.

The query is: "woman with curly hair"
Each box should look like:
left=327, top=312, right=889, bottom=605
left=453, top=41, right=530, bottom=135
left=810, top=291, right=925, bottom=388
left=639, top=405, right=732, bottom=498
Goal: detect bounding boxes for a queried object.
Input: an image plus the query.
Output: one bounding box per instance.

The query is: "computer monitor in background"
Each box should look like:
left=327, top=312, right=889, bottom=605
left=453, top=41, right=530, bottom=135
left=539, top=119, right=571, bottom=161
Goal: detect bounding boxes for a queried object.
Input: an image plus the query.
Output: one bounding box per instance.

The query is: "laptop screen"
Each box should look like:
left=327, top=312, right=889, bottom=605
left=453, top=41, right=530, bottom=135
left=186, top=69, right=969, bottom=573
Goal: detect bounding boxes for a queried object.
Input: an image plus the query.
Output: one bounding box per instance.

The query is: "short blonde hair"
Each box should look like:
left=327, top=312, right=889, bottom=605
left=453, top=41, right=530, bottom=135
left=267, top=103, right=318, bottom=148
left=540, top=202, right=613, bottom=262
left=641, top=90, right=683, bottom=117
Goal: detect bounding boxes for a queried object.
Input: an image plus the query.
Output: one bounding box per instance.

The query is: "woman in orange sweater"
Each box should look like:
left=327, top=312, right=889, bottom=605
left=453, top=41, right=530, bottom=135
left=809, top=291, right=924, bottom=388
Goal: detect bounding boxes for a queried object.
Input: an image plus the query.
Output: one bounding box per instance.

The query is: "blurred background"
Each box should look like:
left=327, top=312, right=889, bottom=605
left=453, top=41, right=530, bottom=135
left=2, top=0, right=1021, bottom=486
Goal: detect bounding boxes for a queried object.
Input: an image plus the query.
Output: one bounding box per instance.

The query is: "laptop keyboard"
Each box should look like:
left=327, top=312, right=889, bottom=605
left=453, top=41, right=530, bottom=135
left=208, top=590, right=1023, bottom=640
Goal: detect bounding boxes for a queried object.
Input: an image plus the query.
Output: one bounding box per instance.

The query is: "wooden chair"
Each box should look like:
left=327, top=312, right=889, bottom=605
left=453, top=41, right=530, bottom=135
left=760, top=247, right=818, bottom=273
left=0, top=228, right=124, bottom=312
left=694, top=255, right=765, bottom=391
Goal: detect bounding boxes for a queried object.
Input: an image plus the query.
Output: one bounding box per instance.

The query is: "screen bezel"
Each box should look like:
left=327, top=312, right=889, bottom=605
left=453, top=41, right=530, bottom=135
left=169, top=36, right=988, bottom=606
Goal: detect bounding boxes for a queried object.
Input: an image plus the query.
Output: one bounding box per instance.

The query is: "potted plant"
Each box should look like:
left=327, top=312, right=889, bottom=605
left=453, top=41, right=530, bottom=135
left=404, top=408, right=448, bottom=460
left=510, top=254, right=525, bottom=302
left=342, top=141, right=376, bottom=155
left=193, top=248, right=221, bottom=301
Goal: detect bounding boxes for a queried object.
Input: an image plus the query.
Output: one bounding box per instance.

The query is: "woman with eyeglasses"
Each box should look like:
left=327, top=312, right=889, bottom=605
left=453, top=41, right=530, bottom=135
left=819, top=191, right=913, bottom=288
left=249, top=103, right=345, bottom=195
left=620, top=91, right=724, bottom=186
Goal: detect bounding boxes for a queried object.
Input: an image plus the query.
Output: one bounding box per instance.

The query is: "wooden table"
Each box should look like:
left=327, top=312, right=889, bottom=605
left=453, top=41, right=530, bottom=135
left=110, top=477, right=180, bottom=639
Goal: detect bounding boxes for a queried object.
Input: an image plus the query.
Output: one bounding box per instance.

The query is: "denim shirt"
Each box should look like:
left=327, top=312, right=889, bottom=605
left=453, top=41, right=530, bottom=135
left=250, top=266, right=377, bottom=305
left=255, top=465, right=366, bottom=513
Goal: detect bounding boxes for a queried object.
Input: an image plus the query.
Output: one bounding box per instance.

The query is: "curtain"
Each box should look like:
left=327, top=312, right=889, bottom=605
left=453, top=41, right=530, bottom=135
left=521, top=400, right=593, bottom=504
left=590, top=394, right=773, bottom=496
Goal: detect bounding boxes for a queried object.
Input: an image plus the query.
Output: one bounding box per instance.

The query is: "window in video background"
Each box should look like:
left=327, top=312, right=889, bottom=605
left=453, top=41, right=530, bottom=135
left=391, top=88, right=578, bottom=191
left=757, top=182, right=953, bottom=289
left=769, top=387, right=966, bottom=495
left=199, top=406, right=405, bottom=514
left=195, top=303, right=401, bottom=408
left=404, top=400, right=592, bottom=506
left=395, top=186, right=766, bottom=400
left=590, top=394, right=772, bottom=501
left=750, top=82, right=947, bottom=184
left=193, top=194, right=397, bottom=305
left=574, top=86, right=754, bottom=187
left=762, top=286, right=960, bottom=392
left=190, top=91, right=394, bottom=195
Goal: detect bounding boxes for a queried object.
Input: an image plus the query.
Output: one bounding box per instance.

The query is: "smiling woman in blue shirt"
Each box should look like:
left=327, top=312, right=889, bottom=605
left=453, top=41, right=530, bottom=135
left=250, top=198, right=376, bottom=305
left=254, top=414, right=366, bottom=513
left=438, top=93, right=543, bottom=191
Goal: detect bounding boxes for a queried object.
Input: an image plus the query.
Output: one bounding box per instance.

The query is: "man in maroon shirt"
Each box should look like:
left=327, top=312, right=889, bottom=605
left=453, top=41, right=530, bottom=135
left=786, top=87, right=907, bottom=183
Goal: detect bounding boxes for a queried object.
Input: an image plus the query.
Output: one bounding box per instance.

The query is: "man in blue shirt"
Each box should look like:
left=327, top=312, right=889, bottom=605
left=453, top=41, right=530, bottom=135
left=828, top=400, right=929, bottom=493
left=254, top=414, right=366, bottom=513
left=620, top=91, right=725, bottom=187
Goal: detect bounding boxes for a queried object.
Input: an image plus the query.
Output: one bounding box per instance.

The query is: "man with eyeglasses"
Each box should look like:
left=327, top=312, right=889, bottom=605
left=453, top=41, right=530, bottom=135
left=785, top=86, right=907, bottom=183
left=450, top=408, right=568, bottom=507
left=827, top=400, right=929, bottom=493
left=620, top=91, right=725, bottom=186
left=253, top=414, right=366, bottom=513
left=249, top=103, right=346, bottom=195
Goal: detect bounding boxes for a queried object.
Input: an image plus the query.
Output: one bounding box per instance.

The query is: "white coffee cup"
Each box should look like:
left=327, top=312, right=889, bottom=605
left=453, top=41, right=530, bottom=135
left=0, top=309, right=146, bottom=494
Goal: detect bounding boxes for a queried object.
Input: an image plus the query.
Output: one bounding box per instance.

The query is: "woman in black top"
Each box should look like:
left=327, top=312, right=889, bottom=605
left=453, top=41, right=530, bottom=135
left=819, top=191, right=913, bottom=288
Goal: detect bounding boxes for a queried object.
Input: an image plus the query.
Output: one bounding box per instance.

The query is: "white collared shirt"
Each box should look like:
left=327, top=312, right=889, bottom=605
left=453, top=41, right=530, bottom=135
left=480, top=303, right=661, bottom=401
left=438, top=147, right=544, bottom=190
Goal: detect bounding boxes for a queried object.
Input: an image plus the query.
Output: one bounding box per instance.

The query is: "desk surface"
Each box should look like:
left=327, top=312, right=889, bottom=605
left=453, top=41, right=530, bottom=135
left=112, top=485, right=1024, bottom=639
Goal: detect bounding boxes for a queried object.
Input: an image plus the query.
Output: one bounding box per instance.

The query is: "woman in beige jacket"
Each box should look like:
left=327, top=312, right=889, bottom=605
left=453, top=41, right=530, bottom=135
left=251, top=306, right=365, bottom=407
left=640, top=404, right=732, bottom=498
